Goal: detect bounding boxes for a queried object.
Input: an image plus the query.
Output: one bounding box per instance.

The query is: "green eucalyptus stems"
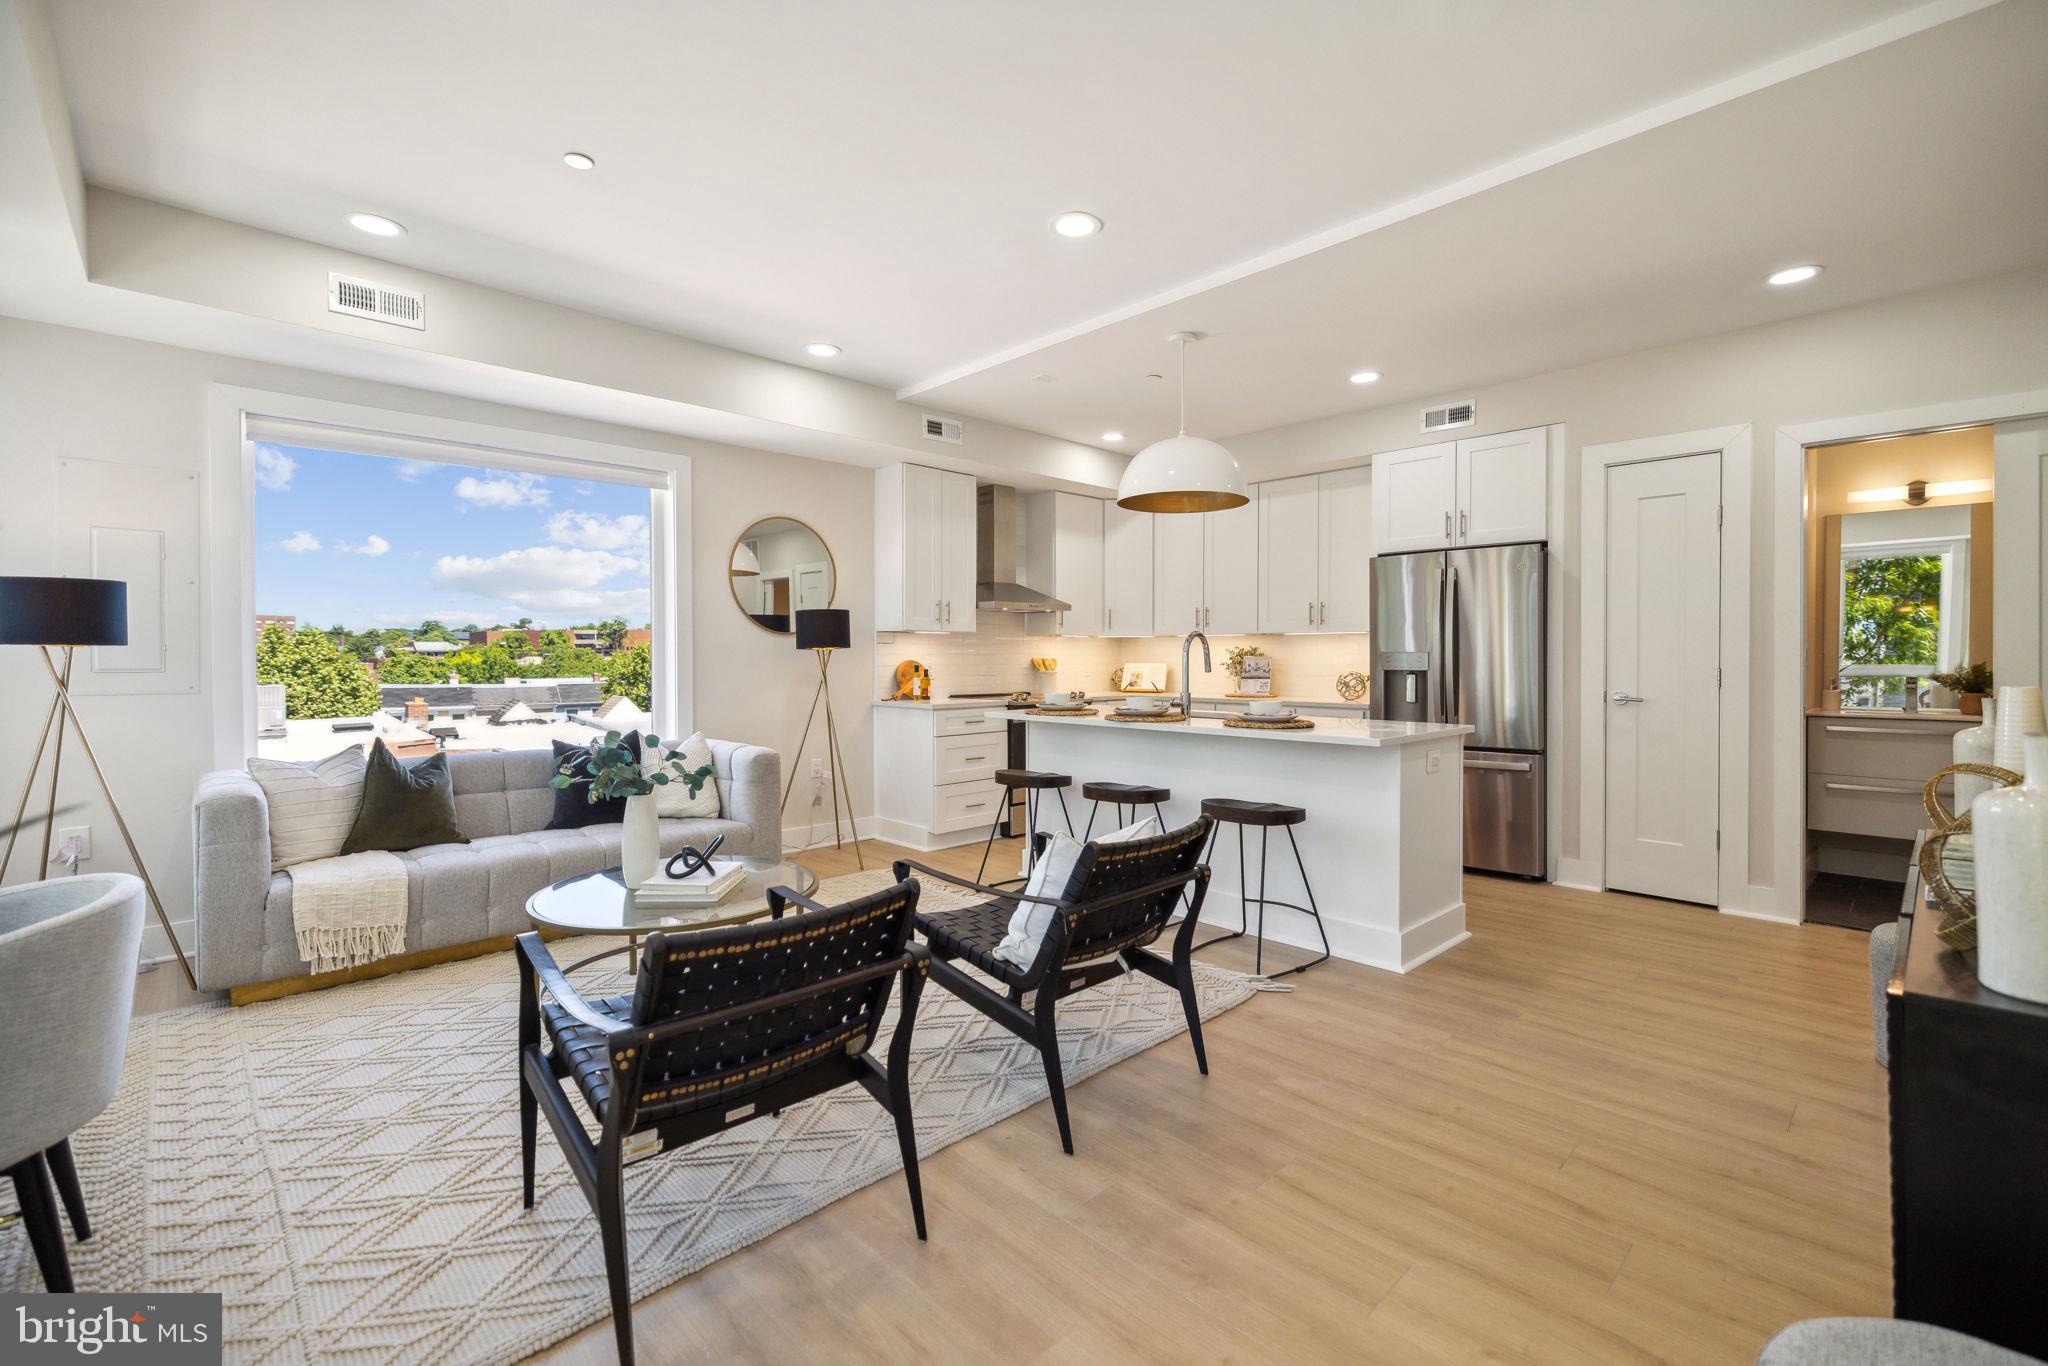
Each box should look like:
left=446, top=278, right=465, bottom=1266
left=550, top=731, right=715, bottom=804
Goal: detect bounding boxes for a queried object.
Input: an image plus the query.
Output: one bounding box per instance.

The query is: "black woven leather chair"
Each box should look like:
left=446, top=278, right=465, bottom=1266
left=896, top=816, right=1214, bottom=1155
left=516, top=879, right=930, bottom=1366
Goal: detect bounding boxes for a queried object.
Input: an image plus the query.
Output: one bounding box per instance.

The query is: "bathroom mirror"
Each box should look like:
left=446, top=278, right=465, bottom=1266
left=729, top=517, right=835, bottom=634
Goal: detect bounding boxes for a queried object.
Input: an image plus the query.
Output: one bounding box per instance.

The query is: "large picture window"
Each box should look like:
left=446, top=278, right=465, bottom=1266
left=1836, top=533, right=1967, bottom=709
left=248, top=434, right=660, bottom=760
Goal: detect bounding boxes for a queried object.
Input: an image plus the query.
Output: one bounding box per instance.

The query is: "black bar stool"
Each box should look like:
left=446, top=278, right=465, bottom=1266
left=1080, top=781, right=1170, bottom=839
left=1195, top=797, right=1330, bottom=977
left=979, top=769, right=1074, bottom=885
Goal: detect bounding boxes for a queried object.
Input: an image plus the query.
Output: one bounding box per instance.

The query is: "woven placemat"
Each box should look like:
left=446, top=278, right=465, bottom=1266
left=1107, top=709, right=1186, bottom=723
left=1027, top=706, right=1099, bottom=716
left=1223, top=715, right=1315, bottom=730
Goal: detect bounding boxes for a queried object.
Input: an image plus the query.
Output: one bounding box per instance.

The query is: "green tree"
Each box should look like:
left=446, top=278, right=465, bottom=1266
left=537, top=629, right=571, bottom=652
left=256, top=623, right=380, bottom=720
left=372, top=649, right=448, bottom=685
left=416, top=620, right=456, bottom=643
left=1842, top=553, right=1942, bottom=668
left=591, top=616, right=629, bottom=652
left=341, top=629, right=383, bottom=661
left=446, top=645, right=517, bottom=684
left=607, top=642, right=652, bottom=711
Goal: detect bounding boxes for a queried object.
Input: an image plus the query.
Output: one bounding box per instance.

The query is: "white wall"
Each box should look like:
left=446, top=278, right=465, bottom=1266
left=1227, top=262, right=2048, bottom=908
left=0, top=316, right=876, bottom=957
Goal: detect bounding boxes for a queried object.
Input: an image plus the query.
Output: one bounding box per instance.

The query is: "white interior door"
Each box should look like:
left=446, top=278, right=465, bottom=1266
left=1605, top=453, right=1721, bottom=904
left=792, top=561, right=831, bottom=611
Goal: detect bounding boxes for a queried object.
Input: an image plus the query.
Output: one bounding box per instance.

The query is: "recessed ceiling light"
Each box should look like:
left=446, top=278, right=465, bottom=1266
left=1349, top=370, right=1382, bottom=385
left=1051, top=211, right=1103, bottom=239
left=562, top=151, right=596, bottom=171
left=1102, top=431, right=1125, bottom=443
left=1768, top=264, right=1822, bottom=286
left=346, top=212, right=405, bottom=238
left=806, top=342, right=841, bottom=358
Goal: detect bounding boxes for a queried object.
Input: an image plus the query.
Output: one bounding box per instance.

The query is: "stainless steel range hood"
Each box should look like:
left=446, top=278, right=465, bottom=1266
left=977, top=484, right=1070, bottom=613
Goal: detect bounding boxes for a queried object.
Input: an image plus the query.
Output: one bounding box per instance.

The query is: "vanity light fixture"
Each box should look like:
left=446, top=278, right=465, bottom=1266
left=1846, top=478, right=1992, bottom=505
left=806, top=342, right=842, bottom=358
left=562, top=151, right=597, bottom=171
left=1115, top=332, right=1249, bottom=514
left=1768, top=264, right=1823, bottom=286
left=347, top=213, right=406, bottom=238
left=1349, top=370, right=1382, bottom=385
left=1051, top=211, right=1103, bottom=238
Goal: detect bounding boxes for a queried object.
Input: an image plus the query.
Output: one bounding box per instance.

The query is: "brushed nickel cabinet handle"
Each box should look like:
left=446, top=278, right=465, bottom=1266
left=1824, top=724, right=1940, bottom=735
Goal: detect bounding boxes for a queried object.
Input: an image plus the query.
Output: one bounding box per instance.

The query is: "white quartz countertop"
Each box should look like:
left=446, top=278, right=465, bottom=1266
left=875, top=692, right=1370, bottom=711
left=997, top=710, right=1468, bottom=748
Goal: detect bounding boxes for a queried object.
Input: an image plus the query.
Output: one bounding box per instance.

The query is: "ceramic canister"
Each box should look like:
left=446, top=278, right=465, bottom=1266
left=1953, top=697, right=1998, bottom=816
left=1972, top=733, right=2048, bottom=1005
left=1992, top=686, right=2047, bottom=775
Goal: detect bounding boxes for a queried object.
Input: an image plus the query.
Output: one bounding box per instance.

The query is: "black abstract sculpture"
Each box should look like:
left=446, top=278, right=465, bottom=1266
left=663, top=834, right=725, bottom=880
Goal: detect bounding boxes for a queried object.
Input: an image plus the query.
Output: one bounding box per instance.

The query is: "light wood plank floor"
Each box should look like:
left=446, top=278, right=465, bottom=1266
left=139, top=837, right=1890, bottom=1364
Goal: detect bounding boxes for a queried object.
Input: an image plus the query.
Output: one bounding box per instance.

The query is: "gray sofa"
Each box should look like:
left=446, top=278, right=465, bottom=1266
left=191, top=741, right=780, bottom=995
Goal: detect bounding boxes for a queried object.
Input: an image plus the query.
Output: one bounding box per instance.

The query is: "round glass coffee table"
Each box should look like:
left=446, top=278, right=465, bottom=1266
left=524, top=858, right=819, bottom=975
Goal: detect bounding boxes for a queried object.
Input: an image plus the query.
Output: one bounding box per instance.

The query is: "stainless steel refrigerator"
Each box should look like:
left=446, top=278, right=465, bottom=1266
left=1370, top=541, right=1546, bottom=878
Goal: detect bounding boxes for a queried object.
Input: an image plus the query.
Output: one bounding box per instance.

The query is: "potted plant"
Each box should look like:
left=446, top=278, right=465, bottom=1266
left=552, top=732, right=715, bottom=885
left=1932, top=662, right=1994, bottom=716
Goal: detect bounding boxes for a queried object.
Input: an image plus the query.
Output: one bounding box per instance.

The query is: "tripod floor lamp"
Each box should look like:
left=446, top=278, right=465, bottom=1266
left=1, top=576, right=196, bottom=988
left=780, top=607, right=863, bottom=868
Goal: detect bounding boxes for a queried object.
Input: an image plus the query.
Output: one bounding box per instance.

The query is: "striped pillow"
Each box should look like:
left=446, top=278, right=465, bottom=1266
left=248, top=746, right=370, bottom=871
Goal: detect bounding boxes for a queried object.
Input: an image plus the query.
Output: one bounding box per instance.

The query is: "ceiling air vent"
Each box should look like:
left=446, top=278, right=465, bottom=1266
left=921, top=414, right=964, bottom=445
left=327, top=272, right=425, bottom=330
left=1421, top=399, right=1476, bottom=434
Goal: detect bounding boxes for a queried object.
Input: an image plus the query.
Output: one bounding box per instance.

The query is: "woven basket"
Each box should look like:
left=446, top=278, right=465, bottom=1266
left=1917, top=761, right=2022, bottom=951
left=1106, top=709, right=1186, bottom=723
left=1223, top=715, right=1314, bottom=730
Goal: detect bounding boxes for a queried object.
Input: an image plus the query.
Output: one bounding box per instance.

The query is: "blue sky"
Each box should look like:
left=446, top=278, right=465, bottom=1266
left=253, top=443, right=653, bottom=631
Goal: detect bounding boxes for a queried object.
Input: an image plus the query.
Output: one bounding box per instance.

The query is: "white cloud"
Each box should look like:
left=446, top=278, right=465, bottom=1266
left=276, top=530, right=321, bottom=554
left=337, top=534, right=390, bottom=557
left=391, top=460, right=438, bottom=483
left=453, top=472, right=549, bottom=508
left=431, top=544, right=647, bottom=622
left=546, top=510, right=648, bottom=552
left=501, top=586, right=651, bottom=617
left=253, top=444, right=297, bottom=492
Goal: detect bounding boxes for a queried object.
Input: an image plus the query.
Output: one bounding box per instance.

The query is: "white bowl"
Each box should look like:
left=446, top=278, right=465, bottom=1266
left=1247, top=701, right=1289, bottom=716
left=1122, top=699, right=1169, bottom=714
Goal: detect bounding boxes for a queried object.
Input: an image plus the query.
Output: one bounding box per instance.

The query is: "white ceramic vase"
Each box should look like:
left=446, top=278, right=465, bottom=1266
left=622, top=792, right=660, bottom=888
left=1992, top=686, right=2046, bottom=775
left=1953, top=697, right=1998, bottom=817
left=1972, top=734, right=2048, bottom=1005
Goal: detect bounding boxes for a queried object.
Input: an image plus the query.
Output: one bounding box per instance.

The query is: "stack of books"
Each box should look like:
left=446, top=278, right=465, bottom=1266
left=636, top=858, right=745, bottom=908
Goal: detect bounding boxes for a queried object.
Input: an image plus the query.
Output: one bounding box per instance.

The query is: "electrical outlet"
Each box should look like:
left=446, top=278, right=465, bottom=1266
left=1425, top=751, right=1442, bottom=775
left=58, top=825, right=91, bottom=861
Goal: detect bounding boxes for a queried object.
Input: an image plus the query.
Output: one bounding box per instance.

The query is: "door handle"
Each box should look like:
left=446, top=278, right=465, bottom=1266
left=1611, top=693, right=1644, bottom=706
left=1465, top=756, right=1533, bottom=772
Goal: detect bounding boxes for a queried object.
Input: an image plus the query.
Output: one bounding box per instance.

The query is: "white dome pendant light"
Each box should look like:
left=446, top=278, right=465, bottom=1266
left=1116, top=331, right=1248, bottom=514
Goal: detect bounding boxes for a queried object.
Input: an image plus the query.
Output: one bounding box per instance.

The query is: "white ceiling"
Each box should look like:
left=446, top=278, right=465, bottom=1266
left=43, top=0, right=1986, bottom=436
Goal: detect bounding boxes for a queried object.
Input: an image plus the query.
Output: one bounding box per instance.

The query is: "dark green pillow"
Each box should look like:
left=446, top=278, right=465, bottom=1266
left=340, top=739, right=468, bottom=854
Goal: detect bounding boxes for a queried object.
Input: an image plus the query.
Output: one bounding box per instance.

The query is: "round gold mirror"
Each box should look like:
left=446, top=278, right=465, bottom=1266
left=729, top=517, right=835, bottom=634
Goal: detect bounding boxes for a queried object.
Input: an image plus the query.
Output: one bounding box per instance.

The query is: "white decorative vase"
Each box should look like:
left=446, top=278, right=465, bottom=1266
left=1973, top=734, right=2048, bottom=1005
left=622, top=793, right=660, bottom=888
left=1992, top=686, right=2046, bottom=775
left=1953, top=697, right=1998, bottom=816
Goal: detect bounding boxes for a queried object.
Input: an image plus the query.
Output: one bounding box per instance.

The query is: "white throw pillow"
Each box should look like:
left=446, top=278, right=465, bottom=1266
left=993, top=815, right=1160, bottom=970
left=653, top=732, right=722, bottom=819
left=248, top=746, right=370, bottom=871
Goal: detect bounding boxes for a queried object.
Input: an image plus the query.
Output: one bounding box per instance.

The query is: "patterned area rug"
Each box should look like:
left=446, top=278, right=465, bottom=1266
left=2, top=869, right=1256, bottom=1363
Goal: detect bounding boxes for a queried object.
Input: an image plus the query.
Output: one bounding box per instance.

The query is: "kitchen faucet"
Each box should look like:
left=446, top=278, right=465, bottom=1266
left=1181, top=629, right=1211, bottom=719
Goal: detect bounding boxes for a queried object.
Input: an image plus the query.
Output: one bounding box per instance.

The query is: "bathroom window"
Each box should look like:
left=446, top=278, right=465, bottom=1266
left=1837, top=534, right=1966, bottom=708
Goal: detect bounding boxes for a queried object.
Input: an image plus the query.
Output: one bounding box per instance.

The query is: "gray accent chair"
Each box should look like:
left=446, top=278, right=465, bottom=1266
left=192, top=741, right=780, bottom=995
left=1759, top=1317, right=2044, bottom=1364
left=0, top=873, right=144, bottom=1292
left=1869, top=919, right=1898, bottom=1065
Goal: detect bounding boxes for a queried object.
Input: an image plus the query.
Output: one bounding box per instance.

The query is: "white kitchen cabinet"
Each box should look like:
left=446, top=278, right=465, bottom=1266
left=1205, top=498, right=1261, bottom=634
left=1259, top=474, right=1322, bottom=632
left=1456, top=427, right=1548, bottom=545
left=874, top=704, right=1006, bottom=849
left=1369, top=442, right=1457, bottom=553
left=1153, top=510, right=1206, bottom=634
left=1103, top=502, right=1154, bottom=637
left=1319, top=464, right=1373, bottom=632
left=875, top=463, right=977, bottom=633
left=1023, top=491, right=1104, bottom=636
left=1257, top=471, right=1369, bottom=633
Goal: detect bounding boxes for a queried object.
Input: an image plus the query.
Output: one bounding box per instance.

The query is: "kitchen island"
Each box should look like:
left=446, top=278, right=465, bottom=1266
left=1004, top=711, right=1473, bottom=972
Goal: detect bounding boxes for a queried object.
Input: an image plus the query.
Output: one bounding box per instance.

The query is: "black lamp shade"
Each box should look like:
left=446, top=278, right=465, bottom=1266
left=0, top=576, right=128, bottom=647
left=793, top=608, right=850, bottom=652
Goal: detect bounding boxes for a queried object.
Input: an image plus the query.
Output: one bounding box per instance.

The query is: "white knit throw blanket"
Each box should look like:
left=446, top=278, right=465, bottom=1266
left=288, top=850, right=410, bottom=973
